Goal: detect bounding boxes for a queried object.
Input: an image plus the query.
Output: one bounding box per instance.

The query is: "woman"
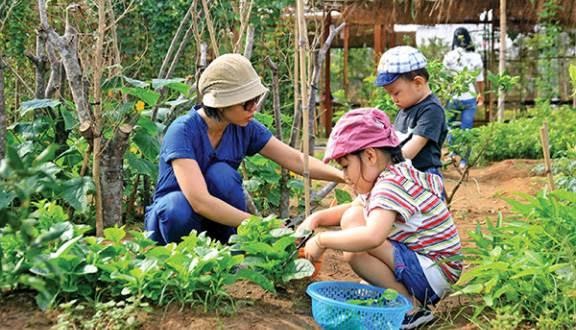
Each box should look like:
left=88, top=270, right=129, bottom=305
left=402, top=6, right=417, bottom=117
left=442, top=27, right=485, bottom=170
left=144, top=54, right=344, bottom=245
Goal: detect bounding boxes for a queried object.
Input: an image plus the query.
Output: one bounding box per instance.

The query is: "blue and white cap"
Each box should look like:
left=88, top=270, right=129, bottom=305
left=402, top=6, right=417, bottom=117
left=375, top=46, right=428, bottom=86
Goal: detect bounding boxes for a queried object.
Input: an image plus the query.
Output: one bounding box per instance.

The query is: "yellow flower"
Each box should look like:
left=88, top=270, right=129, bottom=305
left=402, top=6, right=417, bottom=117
left=135, top=100, right=145, bottom=113
left=130, top=146, right=138, bottom=154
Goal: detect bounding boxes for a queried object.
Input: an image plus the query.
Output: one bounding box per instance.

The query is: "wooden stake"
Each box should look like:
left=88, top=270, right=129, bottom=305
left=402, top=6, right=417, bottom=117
left=539, top=122, right=555, bottom=190
left=497, top=0, right=506, bottom=122
left=343, top=24, right=349, bottom=98
left=201, top=0, right=219, bottom=57
left=296, top=0, right=310, bottom=217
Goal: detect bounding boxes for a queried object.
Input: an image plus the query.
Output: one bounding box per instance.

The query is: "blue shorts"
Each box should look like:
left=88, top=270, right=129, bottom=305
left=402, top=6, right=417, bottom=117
left=390, top=240, right=441, bottom=306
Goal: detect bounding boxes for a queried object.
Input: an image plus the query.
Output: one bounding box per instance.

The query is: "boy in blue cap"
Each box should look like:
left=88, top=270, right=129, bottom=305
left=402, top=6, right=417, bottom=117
left=375, top=46, right=448, bottom=182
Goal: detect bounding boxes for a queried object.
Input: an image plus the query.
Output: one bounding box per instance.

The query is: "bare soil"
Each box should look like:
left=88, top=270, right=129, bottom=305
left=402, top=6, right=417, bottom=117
left=0, top=159, right=546, bottom=330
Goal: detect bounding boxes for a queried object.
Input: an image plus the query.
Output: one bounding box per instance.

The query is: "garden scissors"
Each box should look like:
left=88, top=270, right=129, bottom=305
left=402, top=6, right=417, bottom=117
left=283, top=215, right=305, bottom=229
left=281, top=229, right=314, bottom=268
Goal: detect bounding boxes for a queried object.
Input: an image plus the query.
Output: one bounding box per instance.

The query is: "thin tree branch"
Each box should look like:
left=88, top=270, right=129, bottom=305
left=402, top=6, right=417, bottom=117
left=0, top=57, right=34, bottom=94
left=158, top=0, right=195, bottom=79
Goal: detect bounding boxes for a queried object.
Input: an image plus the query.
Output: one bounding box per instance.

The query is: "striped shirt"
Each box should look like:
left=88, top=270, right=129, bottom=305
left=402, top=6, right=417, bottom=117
left=364, top=162, right=462, bottom=283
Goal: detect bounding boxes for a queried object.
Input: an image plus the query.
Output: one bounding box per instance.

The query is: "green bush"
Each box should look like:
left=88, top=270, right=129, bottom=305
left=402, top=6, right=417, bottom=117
left=450, top=106, right=576, bottom=164
left=454, top=190, right=576, bottom=328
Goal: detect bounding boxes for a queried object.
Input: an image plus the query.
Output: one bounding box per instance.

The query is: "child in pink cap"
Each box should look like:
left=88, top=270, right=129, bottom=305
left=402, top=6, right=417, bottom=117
left=299, top=108, right=461, bottom=329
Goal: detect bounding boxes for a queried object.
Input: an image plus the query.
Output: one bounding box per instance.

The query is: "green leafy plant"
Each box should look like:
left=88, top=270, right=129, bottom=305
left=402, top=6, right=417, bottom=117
left=487, top=72, right=520, bottom=94
left=449, top=105, right=576, bottom=164
left=53, top=297, right=150, bottom=330
left=243, top=155, right=304, bottom=214
left=229, top=215, right=314, bottom=291
left=453, top=190, right=576, bottom=328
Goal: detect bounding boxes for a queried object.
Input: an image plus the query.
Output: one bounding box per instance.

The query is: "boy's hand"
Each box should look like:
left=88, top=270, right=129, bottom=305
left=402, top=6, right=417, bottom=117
left=304, top=235, right=326, bottom=261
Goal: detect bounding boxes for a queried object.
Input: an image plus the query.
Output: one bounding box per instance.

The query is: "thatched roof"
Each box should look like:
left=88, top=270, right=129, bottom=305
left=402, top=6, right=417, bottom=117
left=321, top=0, right=576, bottom=29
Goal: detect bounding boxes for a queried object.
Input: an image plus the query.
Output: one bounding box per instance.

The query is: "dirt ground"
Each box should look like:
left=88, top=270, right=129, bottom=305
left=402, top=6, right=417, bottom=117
left=0, top=159, right=546, bottom=330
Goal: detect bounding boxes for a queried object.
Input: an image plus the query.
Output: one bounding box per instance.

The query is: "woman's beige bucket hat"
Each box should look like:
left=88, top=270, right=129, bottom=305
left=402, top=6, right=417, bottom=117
left=198, top=53, right=268, bottom=108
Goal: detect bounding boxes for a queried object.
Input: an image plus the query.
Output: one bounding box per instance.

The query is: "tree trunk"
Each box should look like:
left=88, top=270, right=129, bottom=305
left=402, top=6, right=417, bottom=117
left=100, top=125, right=131, bottom=227
left=0, top=56, right=6, bottom=160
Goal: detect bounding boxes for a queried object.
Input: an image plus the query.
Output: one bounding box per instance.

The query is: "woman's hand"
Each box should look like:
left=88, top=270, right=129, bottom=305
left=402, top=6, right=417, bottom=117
left=304, top=235, right=326, bottom=261
left=476, top=93, right=484, bottom=106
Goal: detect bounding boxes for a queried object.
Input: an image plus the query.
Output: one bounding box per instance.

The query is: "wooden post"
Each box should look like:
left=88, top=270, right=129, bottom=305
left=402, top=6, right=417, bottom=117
left=539, top=122, right=555, bottom=190
left=343, top=24, right=349, bottom=99
left=0, top=56, right=5, bottom=160
left=374, top=24, right=382, bottom=68
left=296, top=0, right=310, bottom=217
left=497, top=0, right=506, bottom=122
left=323, top=10, right=333, bottom=138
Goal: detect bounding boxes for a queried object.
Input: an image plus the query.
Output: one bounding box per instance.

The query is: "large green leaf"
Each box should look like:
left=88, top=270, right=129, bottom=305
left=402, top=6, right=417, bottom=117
left=0, top=189, right=16, bottom=209
left=282, top=259, right=315, bottom=282
left=151, top=78, right=190, bottom=95
left=20, top=99, right=61, bottom=116
left=123, top=76, right=149, bottom=88
left=33, top=222, right=74, bottom=246
left=59, top=106, right=77, bottom=130
left=125, top=152, right=157, bottom=177
left=136, top=115, right=159, bottom=135
left=122, top=87, right=160, bottom=107
left=33, top=144, right=61, bottom=166
left=235, top=268, right=276, bottom=293
left=60, top=177, right=95, bottom=211
left=132, top=129, right=160, bottom=160
left=104, top=226, right=126, bottom=243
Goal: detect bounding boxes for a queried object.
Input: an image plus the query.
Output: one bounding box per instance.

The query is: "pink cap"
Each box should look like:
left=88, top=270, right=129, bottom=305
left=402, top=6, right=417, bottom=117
left=323, top=108, right=400, bottom=163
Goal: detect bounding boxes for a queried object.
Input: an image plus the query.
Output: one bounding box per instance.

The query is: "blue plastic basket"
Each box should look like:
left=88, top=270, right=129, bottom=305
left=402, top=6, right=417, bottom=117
left=307, top=281, right=412, bottom=330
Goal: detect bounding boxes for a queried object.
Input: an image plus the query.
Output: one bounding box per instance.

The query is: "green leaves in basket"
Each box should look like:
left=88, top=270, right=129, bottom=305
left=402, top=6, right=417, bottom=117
left=346, top=288, right=399, bottom=306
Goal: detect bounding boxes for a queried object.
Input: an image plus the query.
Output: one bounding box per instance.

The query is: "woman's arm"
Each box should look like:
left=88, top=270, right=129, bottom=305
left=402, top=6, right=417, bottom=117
left=173, top=158, right=251, bottom=227
left=476, top=81, right=485, bottom=106
left=259, top=137, right=344, bottom=183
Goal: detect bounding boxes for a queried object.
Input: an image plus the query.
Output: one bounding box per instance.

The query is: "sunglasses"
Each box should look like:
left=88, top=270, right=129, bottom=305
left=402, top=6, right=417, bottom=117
left=242, top=96, right=260, bottom=111
left=242, top=91, right=267, bottom=112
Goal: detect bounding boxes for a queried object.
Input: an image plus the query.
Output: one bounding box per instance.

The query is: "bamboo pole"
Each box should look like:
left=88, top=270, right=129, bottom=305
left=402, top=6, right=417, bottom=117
left=289, top=21, right=301, bottom=148
left=343, top=24, right=349, bottom=98
left=296, top=0, right=310, bottom=217
left=93, top=0, right=106, bottom=236
left=201, top=0, right=219, bottom=57
left=539, top=122, right=555, bottom=190
left=497, top=0, right=506, bottom=122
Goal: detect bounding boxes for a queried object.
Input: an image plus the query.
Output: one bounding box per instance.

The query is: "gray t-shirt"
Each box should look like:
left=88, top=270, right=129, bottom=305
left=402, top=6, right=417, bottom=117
left=394, top=94, right=447, bottom=171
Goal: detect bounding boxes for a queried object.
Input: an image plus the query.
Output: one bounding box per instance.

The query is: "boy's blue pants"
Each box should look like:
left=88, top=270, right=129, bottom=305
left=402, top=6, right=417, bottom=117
left=144, top=162, right=245, bottom=245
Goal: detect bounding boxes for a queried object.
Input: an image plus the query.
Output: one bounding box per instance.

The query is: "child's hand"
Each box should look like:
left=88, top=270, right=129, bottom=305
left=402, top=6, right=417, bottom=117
left=304, top=235, right=326, bottom=261
left=296, top=215, right=319, bottom=236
